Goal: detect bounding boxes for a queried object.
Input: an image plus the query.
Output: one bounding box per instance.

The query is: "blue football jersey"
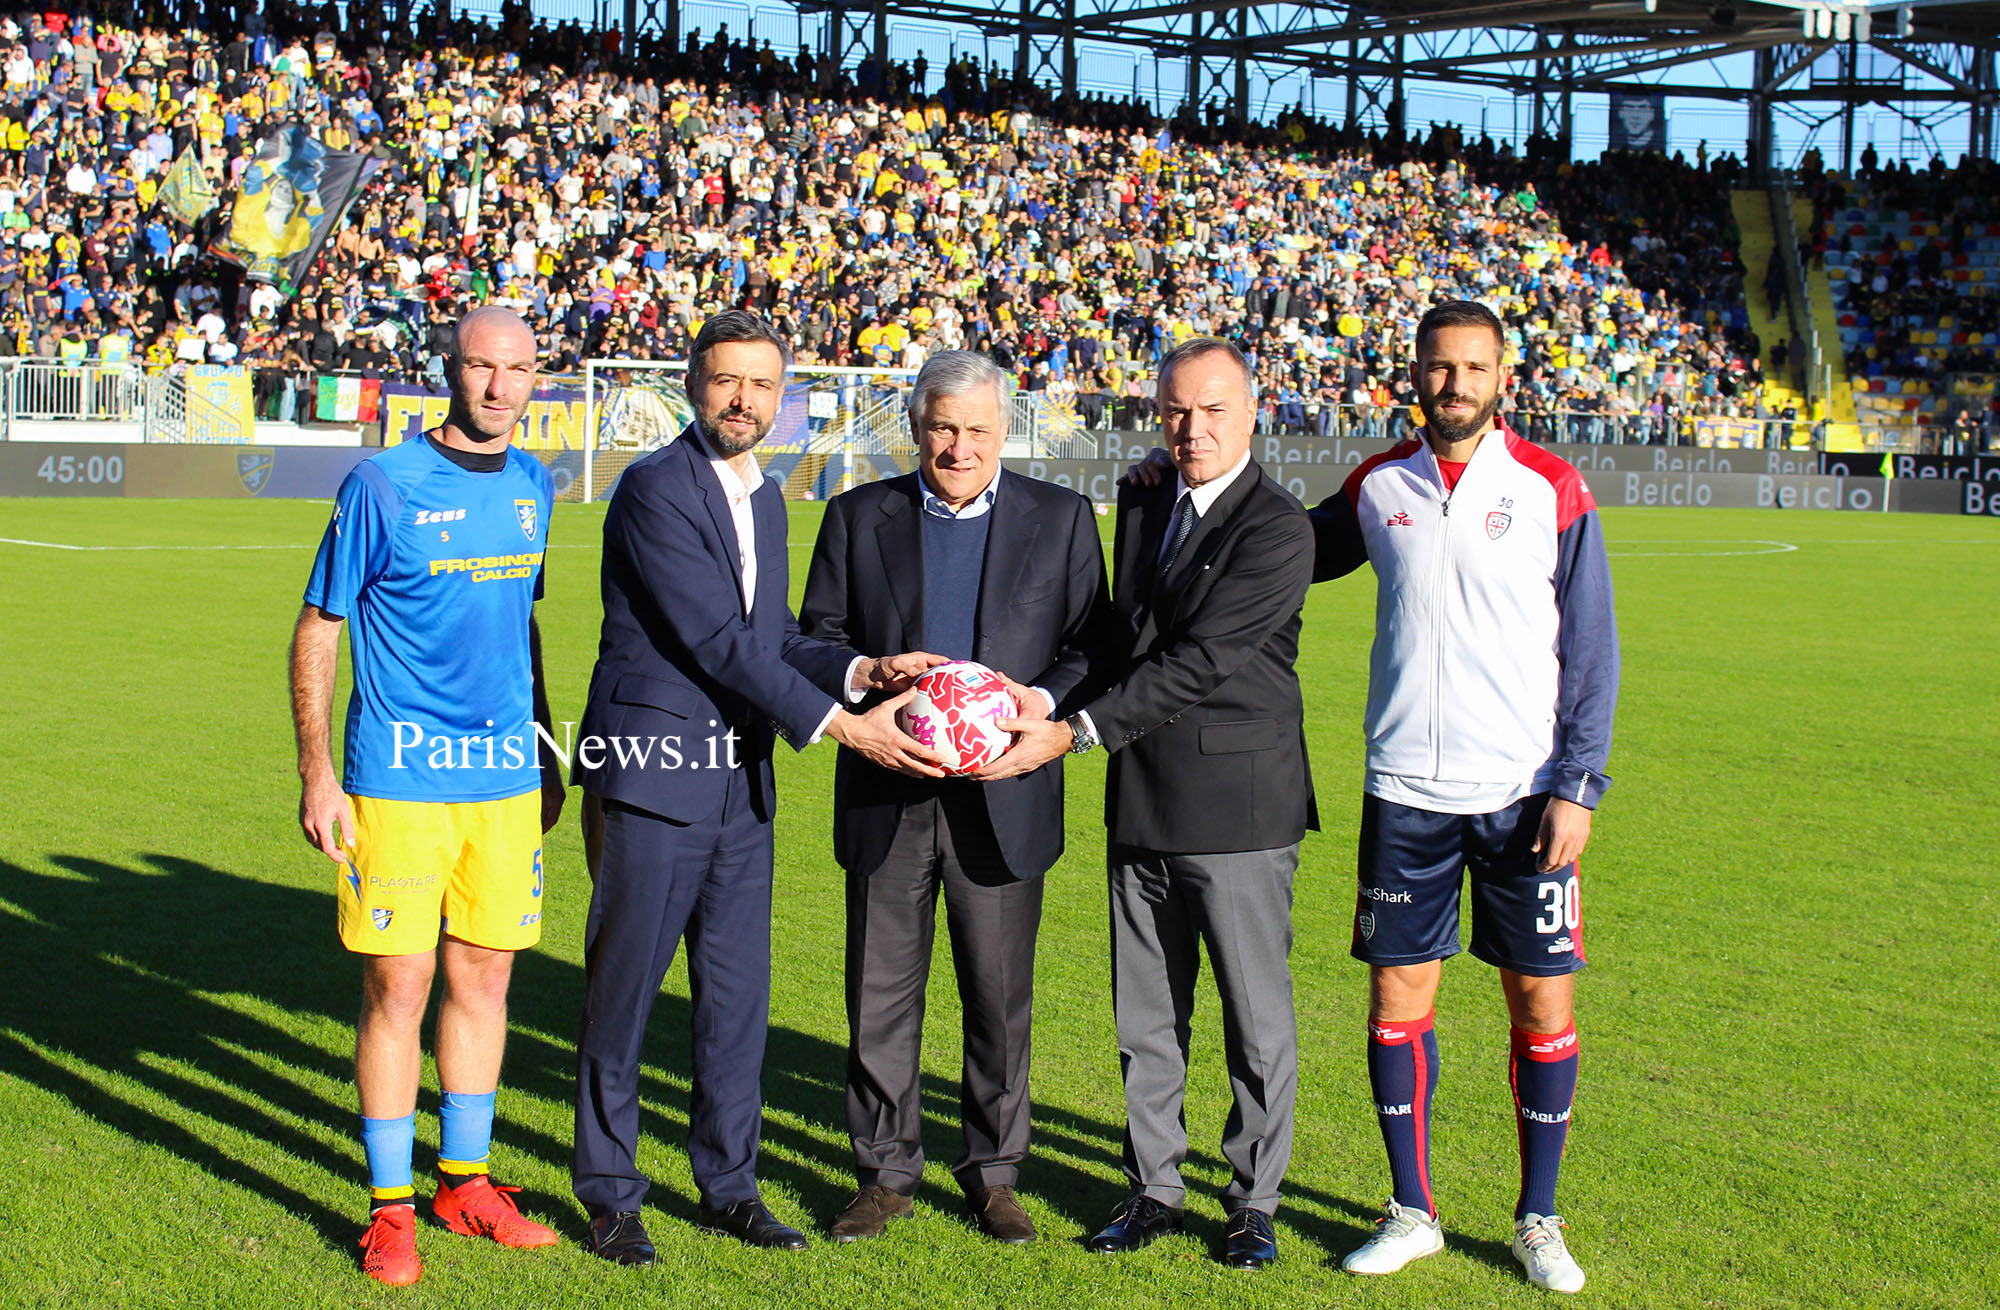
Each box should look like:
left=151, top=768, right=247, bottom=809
left=304, top=436, right=553, bottom=802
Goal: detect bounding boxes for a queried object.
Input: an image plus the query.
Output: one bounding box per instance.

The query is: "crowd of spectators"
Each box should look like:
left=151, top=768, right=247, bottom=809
left=1809, top=155, right=2000, bottom=379
left=0, top=0, right=1841, bottom=443
left=1802, top=153, right=2000, bottom=446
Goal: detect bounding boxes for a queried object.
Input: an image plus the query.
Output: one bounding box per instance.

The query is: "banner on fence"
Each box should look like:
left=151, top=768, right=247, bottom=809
left=0, top=442, right=371, bottom=497
left=316, top=375, right=382, bottom=423
left=380, top=382, right=585, bottom=450
left=185, top=366, right=253, bottom=444
left=1820, top=452, right=2000, bottom=481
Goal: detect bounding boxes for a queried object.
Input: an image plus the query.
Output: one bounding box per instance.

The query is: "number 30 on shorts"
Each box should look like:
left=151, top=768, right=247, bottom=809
left=1534, top=876, right=1581, bottom=935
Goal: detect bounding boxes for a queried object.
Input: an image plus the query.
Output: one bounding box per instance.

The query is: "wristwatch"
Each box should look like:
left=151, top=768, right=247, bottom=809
left=1064, top=712, right=1098, bottom=754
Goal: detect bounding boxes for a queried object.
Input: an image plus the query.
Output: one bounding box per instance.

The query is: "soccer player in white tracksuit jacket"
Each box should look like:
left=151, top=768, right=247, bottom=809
left=1314, top=301, right=1618, bottom=1295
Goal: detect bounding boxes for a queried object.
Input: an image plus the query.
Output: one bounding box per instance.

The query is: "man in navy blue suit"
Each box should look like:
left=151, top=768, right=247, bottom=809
left=570, top=311, right=944, bottom=1265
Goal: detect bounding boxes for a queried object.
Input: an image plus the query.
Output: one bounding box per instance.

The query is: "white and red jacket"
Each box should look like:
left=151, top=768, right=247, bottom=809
left=1310, top=423, right=1619, bottom=813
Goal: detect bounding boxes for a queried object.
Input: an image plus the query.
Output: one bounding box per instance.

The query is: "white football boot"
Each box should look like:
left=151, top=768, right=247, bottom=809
left=1340, top=1200, right=1445, bottom=1275
left=1513, top=1213, right=1586, bottom=1293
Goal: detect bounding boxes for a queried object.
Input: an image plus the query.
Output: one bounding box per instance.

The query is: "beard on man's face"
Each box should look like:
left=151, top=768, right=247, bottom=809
left=698, top=404, right=771, bottom=456
left=1419, top=389, right=1500, bottom=445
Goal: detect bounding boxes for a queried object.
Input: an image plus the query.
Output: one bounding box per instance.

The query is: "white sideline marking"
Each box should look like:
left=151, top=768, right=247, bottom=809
left=1608, top=539, right=1798, bottom=557
left=0, top=537, right=309, bottom=551
left=0, top=537, right=608, bottom=552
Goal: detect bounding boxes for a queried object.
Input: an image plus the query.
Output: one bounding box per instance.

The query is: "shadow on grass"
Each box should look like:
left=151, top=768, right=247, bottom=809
left=1, top=852, right=1448, bottom=1270
left=0, top=853, right=1203, bottom=1249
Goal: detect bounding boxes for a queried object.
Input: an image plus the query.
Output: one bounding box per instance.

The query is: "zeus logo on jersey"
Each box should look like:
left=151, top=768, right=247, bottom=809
left=414, top=508, right=467, bottom=526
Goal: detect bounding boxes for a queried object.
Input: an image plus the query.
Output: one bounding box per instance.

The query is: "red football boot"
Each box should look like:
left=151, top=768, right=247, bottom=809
left=358, top=1204, right=422, bottom=1285
left=432, top=1175, right=559, bottom=1248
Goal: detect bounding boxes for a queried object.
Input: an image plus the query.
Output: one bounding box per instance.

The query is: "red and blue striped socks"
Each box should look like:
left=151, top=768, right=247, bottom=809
left=1366, top=1011, right=1439, bottom=1216
left=1510, top=1021, right=1579, bottom=1219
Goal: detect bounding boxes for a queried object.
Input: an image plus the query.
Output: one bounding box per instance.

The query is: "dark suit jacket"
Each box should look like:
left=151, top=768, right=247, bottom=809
left=575, top=427, right=856, bottom=824
left=800, top=470, right=1109, bottom=880
left=1082, top=457, right=1317, bottom=854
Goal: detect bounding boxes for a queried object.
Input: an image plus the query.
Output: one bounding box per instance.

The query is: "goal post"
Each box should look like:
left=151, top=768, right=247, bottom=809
left=581, top=360, right=921, bottom=504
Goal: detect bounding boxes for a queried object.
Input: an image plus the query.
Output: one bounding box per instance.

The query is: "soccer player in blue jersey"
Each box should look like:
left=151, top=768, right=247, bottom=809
left=290, top=306, right=566, bottom=1286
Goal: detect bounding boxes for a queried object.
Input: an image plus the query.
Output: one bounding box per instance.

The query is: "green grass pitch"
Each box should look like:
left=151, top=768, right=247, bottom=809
left=1, top=496, right=1996, bottom=1309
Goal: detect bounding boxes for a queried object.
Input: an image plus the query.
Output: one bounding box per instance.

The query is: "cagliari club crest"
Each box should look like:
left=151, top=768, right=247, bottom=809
left=1486, top=509, right=1512, bottom=540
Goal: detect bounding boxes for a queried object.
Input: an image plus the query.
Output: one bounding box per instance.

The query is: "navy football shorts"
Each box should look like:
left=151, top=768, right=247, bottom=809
left=1351, top=792, right=1587, bottom=977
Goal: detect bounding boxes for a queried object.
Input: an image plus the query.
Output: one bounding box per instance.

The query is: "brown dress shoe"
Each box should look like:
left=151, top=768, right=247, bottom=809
left=966, top=1185, right=1037, bottom=1244
left=829, top=1184, right=914, bottom=1243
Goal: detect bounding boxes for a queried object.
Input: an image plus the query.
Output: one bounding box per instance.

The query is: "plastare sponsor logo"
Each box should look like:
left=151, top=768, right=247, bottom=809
left=388, top=721, right=744, bottom=771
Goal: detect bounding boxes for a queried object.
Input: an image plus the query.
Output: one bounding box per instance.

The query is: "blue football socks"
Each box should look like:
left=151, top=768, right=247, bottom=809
left=1366, top=1011, right=1439, bottom=1216
left=1510, top=1022, right=1579, bottom=1220
left=437, top=1089, right=496, bottom=1189
left=361, top=1113, right=417, bottom=1211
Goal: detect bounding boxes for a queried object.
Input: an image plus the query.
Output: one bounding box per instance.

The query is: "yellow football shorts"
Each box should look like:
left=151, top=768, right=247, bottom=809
left=337, top=791, right=545, bottom=956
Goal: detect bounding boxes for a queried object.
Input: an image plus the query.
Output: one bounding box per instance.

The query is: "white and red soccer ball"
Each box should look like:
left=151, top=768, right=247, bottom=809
left=895, top=660, right=1020, bottom=775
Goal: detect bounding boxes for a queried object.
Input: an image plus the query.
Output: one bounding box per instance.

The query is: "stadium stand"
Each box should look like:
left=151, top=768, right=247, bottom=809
left=1816, top=158, right=2000, bottom=452
left=1729, top=189, right=1811, bottom=425
left=0, top=0, right=1962, bottom=450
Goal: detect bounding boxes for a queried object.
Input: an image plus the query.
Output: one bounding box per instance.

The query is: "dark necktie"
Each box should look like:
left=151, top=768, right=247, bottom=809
left=1158, top=493, right=1198, bottom=577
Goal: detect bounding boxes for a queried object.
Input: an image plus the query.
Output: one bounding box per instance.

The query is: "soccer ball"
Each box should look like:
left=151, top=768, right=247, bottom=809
left=895, top=661, right=1020, bottom=775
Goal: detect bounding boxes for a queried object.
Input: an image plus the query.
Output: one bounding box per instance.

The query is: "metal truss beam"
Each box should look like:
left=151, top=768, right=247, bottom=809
left=1340, top=33, right=1405, bottom=139
left=624, top=0, right=1996, bottom=162
left=1181, top=2, right=1247, bottom=122
left=1874, top=40, right=1974, bottom=93
left=623, top=0, right=677, bottom=41
left=1007, top=0, right=1073, bottom=94
left=811, top=1, right=884, bottom=74
left=1972, top=48, right=1997, bottom=159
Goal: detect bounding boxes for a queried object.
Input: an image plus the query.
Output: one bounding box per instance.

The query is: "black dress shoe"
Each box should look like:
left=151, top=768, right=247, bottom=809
left=696, top=1197, right=810, bottom=1250
left=1223, top=1207, right=1277, bottom=1270
left=1085, top=1194, right=1184, bottom=1253
left=585, top=1210, right=656, bottom=1266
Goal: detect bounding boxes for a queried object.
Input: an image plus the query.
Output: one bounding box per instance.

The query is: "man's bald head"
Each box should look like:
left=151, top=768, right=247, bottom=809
left=450, top=305, right=536, bottom=363
left=443, top=306, right=540, bottom=445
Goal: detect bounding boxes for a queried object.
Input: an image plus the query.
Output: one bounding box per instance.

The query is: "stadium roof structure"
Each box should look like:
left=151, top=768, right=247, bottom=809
left=623, top=0, right=1997, bottom=167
